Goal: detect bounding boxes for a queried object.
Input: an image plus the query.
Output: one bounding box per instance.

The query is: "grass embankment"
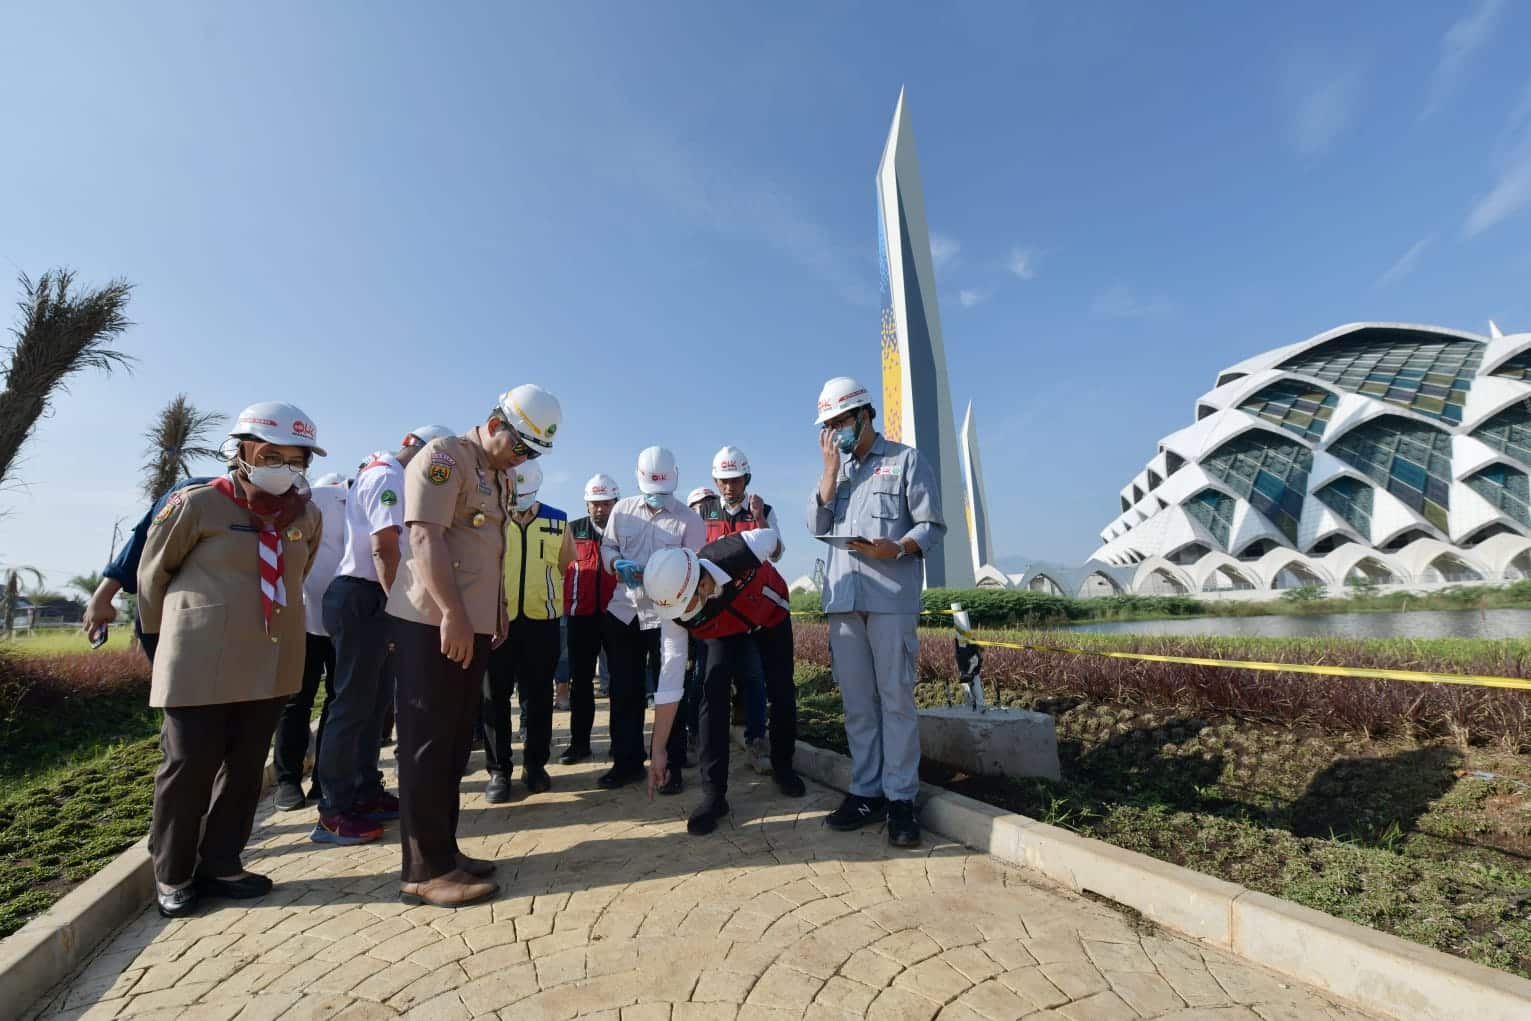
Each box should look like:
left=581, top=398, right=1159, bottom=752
left=793, top=622, right=1531, bottom=979
left=0, top=643, right=159, bottom=939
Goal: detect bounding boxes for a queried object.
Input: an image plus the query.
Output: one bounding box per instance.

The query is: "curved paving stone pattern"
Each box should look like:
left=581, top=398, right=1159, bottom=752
left=24, top=711, right=1381, bottom=1021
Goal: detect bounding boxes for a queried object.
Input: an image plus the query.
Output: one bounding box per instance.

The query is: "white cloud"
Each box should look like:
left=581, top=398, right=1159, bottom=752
left=929, top=233, right=960, bottom=269
left=1376, top=237, right=1432, bottom=287
left=1466, top=152, right=1531, bottom=236
left=1423, top=0, right=1505, bottom=118
left=1006, top=247, right=1038, bottom=280
left=1285, top=62, right=1367, bottom=159
left=958, top=288, right=989, bottom=308
left=1090, top=284, right=1173, bottom=320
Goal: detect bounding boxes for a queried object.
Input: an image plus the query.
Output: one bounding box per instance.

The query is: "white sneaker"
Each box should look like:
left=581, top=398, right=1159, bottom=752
left=747, top=736, right=772, bottom=774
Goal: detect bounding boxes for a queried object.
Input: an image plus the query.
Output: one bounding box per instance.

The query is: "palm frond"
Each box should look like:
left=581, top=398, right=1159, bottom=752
left=141, top=393, right=222, bottom=503
left=68, top=571, right=104, bottom=599
left=0, top=269, right=135, bottom=486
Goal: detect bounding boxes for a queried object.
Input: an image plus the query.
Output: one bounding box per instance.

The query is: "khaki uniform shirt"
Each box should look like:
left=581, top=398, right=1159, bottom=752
left=137, top=481, right=324, bottom=709
left=385, top=431, right=509, bottom=637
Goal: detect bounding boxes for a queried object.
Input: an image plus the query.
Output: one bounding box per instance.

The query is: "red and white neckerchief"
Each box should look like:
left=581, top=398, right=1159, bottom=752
left=212, top=477, right=285, bottom=633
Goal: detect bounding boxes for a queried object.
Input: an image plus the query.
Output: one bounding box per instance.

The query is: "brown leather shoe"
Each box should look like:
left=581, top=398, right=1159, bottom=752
left=455, top=853, right=497, bottom=878
left=399, top=869, right=498, bottom=908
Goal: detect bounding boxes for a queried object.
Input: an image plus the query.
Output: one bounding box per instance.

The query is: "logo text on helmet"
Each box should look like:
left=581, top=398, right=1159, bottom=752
left=239, top=416, right=279, bottom=427
left=292, top=420, right=317, bottom=440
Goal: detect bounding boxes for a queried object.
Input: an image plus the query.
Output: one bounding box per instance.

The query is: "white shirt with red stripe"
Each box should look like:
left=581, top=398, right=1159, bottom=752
left=336, top=452, right=406, bottom=582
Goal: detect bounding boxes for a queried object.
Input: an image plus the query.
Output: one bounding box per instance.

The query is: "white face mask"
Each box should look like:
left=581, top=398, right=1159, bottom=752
left=513, top=492, right=539, bottom=512
left=243, top=461, right=301, bottom=496
left=643, top=493, right=667, bottom=509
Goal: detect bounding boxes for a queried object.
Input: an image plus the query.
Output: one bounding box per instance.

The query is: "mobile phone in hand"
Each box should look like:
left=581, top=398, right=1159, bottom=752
left=89, top=625, right=109, bottom=649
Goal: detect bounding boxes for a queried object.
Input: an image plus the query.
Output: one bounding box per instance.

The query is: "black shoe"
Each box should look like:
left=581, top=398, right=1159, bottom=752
left=597, top=766, right=644, bottom=790
left=887, top=800, right=921, bottom=848
left=773, top=768, right=806, bottom=798
left=273, top=782, right=306, bottom=811
left=523, top=767, right=552, bottom=794
left=196, top=872, right=273, bottom=900
left=658, top=768, right=683, bottom=796
left=687, top=795, right=730, bottom=835
left=558, top=745, right=591, bottom=765
left=485, top=773, right=511, bottom=803
left=307, top=784, right=324, bottom=802
left=825, top=794, right=887, bottom=831
left=156, top=885, right=200, bottom=918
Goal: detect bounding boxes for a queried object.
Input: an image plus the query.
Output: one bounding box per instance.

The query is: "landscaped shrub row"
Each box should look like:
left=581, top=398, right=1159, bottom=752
left=792, top=622, right=1531, bottom=750
left=787, top=587, right=1205, bottom=625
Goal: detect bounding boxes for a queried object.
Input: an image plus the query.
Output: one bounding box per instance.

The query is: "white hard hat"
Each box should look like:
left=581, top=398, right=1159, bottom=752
left=230, top=401, right=327, bottom=456
left=312, top=472, right=347, bottom=487
left=711, top=446, right=750, bottom=480
left=498, top=384, right=562, bottom=453
left=583, top=473, right=620, bottom=502
left=686, top=486, right=717, bottom=507
left=645, top=546, right=702, bottom=621
left=635, top=446, right=678, bottom=494
left=512, top=460, right=543, bottom=498
left=814, top=376, right=873, bottom=426
left=404, top=424, right=454, bottom=448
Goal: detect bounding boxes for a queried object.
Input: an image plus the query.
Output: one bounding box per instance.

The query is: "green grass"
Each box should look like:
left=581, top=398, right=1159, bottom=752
left=0, top=627, right=133, bottom=656
left=795, top=662, right=1531, bottom=979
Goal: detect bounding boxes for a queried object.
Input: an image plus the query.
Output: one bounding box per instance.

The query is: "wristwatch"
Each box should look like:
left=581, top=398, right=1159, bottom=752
left=895, top=542, right=910, bottom=560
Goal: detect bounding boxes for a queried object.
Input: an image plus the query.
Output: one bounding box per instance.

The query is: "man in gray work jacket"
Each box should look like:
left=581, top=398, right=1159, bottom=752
left=807, top=375, right=945, bottom=847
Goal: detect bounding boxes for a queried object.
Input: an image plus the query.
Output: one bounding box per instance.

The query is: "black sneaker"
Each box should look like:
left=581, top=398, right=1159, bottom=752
left=484, top=773, right=511, bottom=803
left=597, top=766, right=644, bottom=789
left=825, top=794, right=887, bottom=831
left=273, top=782, right=306, bottom=811
left=887, top=800, right=921, bottom=848
left=773, top=768, right=806, bottom=798
left=658, top=768, right=683, bottom=796
left=523, top=767, right=552, bottom=794
left=558, top=745, right=591, bottom=765
left=687, top=794, right=730, bottom=835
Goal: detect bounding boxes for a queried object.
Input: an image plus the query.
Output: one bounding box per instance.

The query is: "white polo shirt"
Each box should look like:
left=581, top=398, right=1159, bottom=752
left=336, top=451, right=406, bottom=583
left=304, top=481, right=350, bottom=636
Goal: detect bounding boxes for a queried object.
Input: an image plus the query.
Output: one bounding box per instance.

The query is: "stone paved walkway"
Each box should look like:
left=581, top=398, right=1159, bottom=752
left=26, top=710, right=1383, bottom=1021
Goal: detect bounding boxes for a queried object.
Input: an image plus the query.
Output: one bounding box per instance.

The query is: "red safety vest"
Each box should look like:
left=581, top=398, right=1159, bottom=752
left=564, top=516, right=615, bottom=617
left=698, top=495, right=773, bottom=544
left=684, top=534, right=791, bottom=640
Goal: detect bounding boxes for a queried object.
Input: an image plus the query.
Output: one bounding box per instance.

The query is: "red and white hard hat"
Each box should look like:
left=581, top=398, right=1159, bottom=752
left=230, top=401, right=327, bottom=456
left=686, top=486, right=717, bottom=507
left=711, top=446, right=750, bottom=480
left=402, top=424, right=454, bottom=448
left=644, top=546, right=702, bottom=621
left=635, top=446, right=678, bottom=494
left=583, top=473, right=620, bottom=502
left=497, top=384, right=562, bottom=453
left=814, top=376, right=873, bottom=425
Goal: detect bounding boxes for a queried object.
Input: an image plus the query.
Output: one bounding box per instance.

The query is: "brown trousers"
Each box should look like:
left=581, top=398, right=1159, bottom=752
left=391, top=614, right=490, bottom=883
left=148, top=696, right=285, bottom=886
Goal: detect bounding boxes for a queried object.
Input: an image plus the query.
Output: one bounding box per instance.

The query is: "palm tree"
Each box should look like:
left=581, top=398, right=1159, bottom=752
left=2, top=566, right=44, bottom=638
left=141, top=394, right=222, bottom=503
left=0, top=270, right=134, bottom=488
left=68, top=572, right=104, bottom=601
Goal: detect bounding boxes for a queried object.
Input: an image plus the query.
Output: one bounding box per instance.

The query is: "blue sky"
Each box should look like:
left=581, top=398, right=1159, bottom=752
left=2, top=1, right=1529, bottom=590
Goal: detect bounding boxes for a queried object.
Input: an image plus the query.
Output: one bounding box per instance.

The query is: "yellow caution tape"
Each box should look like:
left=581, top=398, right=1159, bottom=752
left=789, top=611, right=1531, bottom=691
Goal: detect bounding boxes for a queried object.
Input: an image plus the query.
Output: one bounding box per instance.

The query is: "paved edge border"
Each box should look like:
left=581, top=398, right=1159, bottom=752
left=1, top=730, right=300, bottom=1021
left=785, top=737, right=1531, bottom=1021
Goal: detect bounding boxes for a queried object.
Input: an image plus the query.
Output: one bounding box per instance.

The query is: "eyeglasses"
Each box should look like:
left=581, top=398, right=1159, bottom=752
left=251, top=451, right=309, bottom=470
left=508, top=425, right=541, bottom=460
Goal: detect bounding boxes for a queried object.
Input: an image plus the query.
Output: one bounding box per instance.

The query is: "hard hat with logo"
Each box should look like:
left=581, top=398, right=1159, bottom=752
left=711, top=446, right=750, bottom=480
left=814, top=376, right=873, bottom=426
left=583, top=473, right=620, bottom=502
left=497, top=384, right=562, bottom=453
left=402, top=424, right=454, bottom=449
left=230, top=401, right=327, bottom=456
left=686, top=486, right=717, bottom=507
left=635, top=446, right=678, bottom=494
left=644, top=546, right=703, bottom=621
left=512, top=460, right=543, bottom=499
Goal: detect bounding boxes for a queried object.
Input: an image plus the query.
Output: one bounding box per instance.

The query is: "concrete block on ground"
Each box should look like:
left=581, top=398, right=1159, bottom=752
left=919, top=706, right=1061, bottom=781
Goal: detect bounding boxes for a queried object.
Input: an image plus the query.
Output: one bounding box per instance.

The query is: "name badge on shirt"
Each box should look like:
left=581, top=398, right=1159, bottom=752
left=872, top=466, right=902, bottom=478
left=476, top=468, right=492, bottom=495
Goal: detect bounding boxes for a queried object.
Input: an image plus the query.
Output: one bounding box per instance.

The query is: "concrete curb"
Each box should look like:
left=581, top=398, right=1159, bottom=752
left=2, top=726, right=304, bottom=1021
left=788, top=737, right=1531, bottom=1021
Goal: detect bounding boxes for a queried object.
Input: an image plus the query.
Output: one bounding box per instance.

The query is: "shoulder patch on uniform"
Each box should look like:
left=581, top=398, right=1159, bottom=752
left=152, top=490, right=185, bottom=524
left=428, top=464, right=452, bottom=486
left=430, top=450, right=458, bottom=468
left=380, top=489, right=398, bottom=506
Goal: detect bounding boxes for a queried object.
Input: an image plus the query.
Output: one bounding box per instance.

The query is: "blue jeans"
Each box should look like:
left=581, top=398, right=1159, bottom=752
left=737, top=640, right=767, bottom=741
left=318, top=577, right=392, bottom=815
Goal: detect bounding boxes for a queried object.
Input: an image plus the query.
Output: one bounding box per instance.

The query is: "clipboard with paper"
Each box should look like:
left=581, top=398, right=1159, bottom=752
left=815, top=534, right=871, bottom=548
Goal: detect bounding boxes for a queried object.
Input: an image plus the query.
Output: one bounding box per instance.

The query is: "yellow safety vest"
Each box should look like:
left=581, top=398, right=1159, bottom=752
left=503, top=505, right=567, bottom=621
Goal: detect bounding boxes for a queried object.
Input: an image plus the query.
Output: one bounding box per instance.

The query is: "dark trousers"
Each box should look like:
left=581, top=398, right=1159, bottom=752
left=481, top=616, right=560, bottom=775
left=683, top=638, right=705, bottom=740
left=565, top=613, right=607, bottom=751
left=699, top=620, right=797, bottom=795
left=392, top=614, right=490, bottom=883
left=273, top=634, right=335, bottom=791
left=738, top=642, right=768, bottom=741
left=603, top=613, right=657, bottom=773
left=149, top=697, right=285, bottom=886
left=318, top=576, right=392, bottom=815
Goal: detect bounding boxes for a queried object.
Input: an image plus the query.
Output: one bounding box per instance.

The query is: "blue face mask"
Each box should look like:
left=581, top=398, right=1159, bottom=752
left=643, top=493, right=667, bottom=509
left=835, top=416, right=863, bottom=454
